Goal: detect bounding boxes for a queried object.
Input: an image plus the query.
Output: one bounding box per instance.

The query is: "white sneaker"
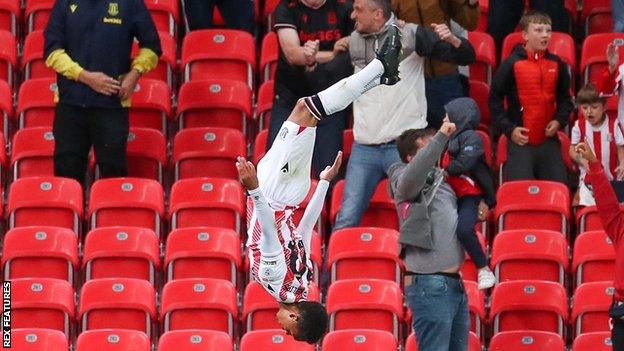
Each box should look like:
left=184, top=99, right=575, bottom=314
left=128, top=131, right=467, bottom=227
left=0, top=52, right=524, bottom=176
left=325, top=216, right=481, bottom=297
left=477, top=268, right=496, bottom=290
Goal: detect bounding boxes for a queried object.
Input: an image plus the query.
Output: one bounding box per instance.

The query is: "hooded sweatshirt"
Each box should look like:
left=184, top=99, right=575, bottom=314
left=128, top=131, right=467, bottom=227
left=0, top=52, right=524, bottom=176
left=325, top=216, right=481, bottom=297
left=443, top=97, right=496, bottom=206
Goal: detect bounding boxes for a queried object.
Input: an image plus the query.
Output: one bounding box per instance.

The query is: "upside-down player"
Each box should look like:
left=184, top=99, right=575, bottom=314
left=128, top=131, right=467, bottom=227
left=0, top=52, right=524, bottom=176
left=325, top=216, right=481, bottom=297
left=235, top=25, right=402, bottom=344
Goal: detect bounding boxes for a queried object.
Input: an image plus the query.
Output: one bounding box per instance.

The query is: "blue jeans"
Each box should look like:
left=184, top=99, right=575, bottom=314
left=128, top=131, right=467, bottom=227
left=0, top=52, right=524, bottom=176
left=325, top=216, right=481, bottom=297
left=333, top=141, right=400, bottom=230
left=425, top=72, right=464, bottom=129
left=406, top=275, right=470, bottom=351
left=614, top=0, right=624, bottom=32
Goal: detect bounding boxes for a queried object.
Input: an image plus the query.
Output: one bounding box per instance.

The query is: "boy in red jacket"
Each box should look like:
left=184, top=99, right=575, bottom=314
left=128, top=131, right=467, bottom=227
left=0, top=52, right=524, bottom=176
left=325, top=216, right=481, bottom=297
left=576, top=142, right=624, bottom=349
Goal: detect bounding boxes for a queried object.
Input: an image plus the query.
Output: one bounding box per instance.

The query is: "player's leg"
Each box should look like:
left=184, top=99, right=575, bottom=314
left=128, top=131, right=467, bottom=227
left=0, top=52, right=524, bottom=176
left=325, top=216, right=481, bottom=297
left=289, top=24, right=402, bottom=127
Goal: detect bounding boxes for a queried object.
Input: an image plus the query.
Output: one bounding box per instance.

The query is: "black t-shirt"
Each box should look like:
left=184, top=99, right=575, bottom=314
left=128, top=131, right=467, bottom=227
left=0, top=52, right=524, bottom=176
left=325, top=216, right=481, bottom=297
left=273, top=0, right=353, bottom=100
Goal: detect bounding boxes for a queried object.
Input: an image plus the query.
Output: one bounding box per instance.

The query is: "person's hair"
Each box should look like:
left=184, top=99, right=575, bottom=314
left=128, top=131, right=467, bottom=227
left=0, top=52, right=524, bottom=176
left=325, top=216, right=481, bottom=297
left=293, top=301, right=328, bottom=344
left=519, top=10, right=552, bottom=31
left=577, top=83, right=607, bottom=105
left=396, top=128, right=437, bottom=163
left=368, top=0, right=392, bottom=20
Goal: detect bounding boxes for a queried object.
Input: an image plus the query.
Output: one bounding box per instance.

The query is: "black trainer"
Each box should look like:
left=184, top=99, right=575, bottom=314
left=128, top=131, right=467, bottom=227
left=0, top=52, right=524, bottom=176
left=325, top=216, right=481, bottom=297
left=376, top=24, right=402, bottom=85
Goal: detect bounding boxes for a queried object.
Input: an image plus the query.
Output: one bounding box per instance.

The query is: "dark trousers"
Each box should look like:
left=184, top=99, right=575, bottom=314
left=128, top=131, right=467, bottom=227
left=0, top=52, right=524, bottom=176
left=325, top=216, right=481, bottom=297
left=53, top=103, right=129, bottom=185
left=487, top=0, right=570, bottom=56
left=184, top=0, right=254, bottom=32
left=457, top=195, right=487, bottom=269
left=425, top=72, right=464, bottom=129
left=613, top=316, right=624, bottom=350
left=268, top=94, right=346, bottom=174
left=505, top=136, right=568, bottom=184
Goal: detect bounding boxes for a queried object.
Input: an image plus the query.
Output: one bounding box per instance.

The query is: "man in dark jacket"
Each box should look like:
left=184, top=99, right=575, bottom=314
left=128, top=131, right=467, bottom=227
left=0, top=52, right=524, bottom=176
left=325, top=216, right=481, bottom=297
left=443, top=97, right=496, bottom=289
left=488, top=10, right=572, bottom=183
left=44, top=0, right=161, bottom=185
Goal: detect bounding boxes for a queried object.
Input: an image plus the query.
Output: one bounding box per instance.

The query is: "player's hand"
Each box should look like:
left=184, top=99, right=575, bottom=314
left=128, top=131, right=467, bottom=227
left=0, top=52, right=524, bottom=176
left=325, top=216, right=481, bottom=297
left=607, top=42, right=620, bottom=74
left=320, top=151, right=343, bottom=181
left=236, top=156, right=259, bottom=190
left=544, top=120, right=561, bottom=138
left=431, top=23, right=461, bottom=47
left=477, top=200, right=489, bottom=222
left=333, top=37, right=349, bottom=55
left=511, top=127, right=530, bottom=146
left=118, top=69, right=141, bottom=101
left=575, top=142, right=598, bottom=164
left=439, top=119, right=456, bottom=137
left=79, top=70, right=120, bottom=96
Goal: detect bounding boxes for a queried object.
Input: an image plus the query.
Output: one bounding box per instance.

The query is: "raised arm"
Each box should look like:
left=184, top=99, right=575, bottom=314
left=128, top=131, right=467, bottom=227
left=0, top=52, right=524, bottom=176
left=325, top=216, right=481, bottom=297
left=297, top=152, right=342, bottom=252
left=578, top=143, right=624, bottom=243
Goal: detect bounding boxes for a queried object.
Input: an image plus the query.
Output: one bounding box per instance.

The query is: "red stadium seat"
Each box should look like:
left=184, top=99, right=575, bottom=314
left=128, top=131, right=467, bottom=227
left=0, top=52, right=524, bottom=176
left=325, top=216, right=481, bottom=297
left=242, top=281, right=320, bottom=331
left=22, top=31, right=54, bottom=80
left=16, top=78, right=56, bottom=129
left=465, top=280, right=486, bottom=338
left=0, top=30, right=16, bottom=85
left=573, top=230, right=615, bottom=286
left=172, top=127, right=246, bottom=181
left=158, top=330, right=233, bottom=351
left=501, top=32, right=576, bottom=72
left=572, top=281, right=614, bottom=335
left=405, top=331, right=481, bottom=351
left=0, top=80, right=12, bottom=135
left=470, top=81, right=491, bottom=134
left=24, top=0, right=52, bottom=33
left=327, top=227, right=403, bottom=284
left=572, top=332, right=613, bottom=351
left=494, top=180, right=570, bottom=235
left=0, top=0, right=20, bottom=35
left=11, top=127, right=55, bottom=179
left=467, top=31, right=497, bottom=84
left=6, top=328, right=69, bottom=350
left=474, top=0, right=488, bottom=31
left=260, top=32, right=278, bottom=82
left=581, top=33, right=624, bottom=85
left=169, top=178, right=245, bottom=234
left=176, top=80, right=252, bottom=134
left=331, top=179, right=399, bottom=230
left=256, top=80, right=274, bottom=131
left=181, top=29, right=255, bottom=87
left=476, top=129, right=492, bottom=168
left=79, top=278, right=156, bottom=335
left=2, top=226, right=78, bottom=284
left=83, top=227, right=160, bottom=285
left=263, top=0, right=281, bottom=31
left=490, top=280, right=568, bottom=335
left=581, top=0, right=613, bottom=35
left=91, top=128, right=167, bottom=182
left=75, top=329, right=150, bottom=351
left=575, top=205, right=624, bottom=233
left=88, top=177, right=164, bottom=233
left=489, top=331, right=566, bottom=351
left=11, top=278, right=75, bottom=337
left=491, top=230, right=568, bottom=284
left=343, top=128, right=353, bottom=165
left=7, top=176, right=83, bottom=233
left=241, top=330, right=315, bottom=351
left=165, top=227, right=241, bottom=285
left=131, top=32, right=176, bottom=87
left=160, top=278, right=238, bottom=336
left=144, top=0, right=179, bottom=37
left=126, top=78, right=172, bottom=133
left=253, top=129, right=268, bottom=164
left=326, top=279, right=404, bottom=338
left=322, top=330, right=397, bottom=351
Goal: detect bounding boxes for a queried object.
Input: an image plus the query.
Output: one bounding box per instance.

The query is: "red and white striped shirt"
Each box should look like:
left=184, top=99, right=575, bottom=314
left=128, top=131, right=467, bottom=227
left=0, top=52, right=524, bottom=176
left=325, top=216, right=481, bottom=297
left=571, top=115, right=624, bottom=181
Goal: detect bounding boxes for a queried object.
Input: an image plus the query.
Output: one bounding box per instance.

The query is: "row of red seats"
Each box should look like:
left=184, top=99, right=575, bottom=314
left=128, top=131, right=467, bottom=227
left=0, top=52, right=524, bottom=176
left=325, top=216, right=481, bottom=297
left=4, top=276, right=614, bottom=344
left=4, top=327, right=613, bottom=351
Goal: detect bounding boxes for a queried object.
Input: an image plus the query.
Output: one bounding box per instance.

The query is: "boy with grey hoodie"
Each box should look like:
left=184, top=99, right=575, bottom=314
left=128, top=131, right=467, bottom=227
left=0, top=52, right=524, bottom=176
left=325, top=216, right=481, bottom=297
left=442, top=97, right=496, bottom=289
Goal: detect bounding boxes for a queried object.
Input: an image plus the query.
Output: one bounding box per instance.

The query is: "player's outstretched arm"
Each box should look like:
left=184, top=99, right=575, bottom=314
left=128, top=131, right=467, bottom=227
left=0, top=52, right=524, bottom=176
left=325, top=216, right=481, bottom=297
left=298, top=151, right=342, bottom=252
left=236, top=156, right=259, bottom=191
